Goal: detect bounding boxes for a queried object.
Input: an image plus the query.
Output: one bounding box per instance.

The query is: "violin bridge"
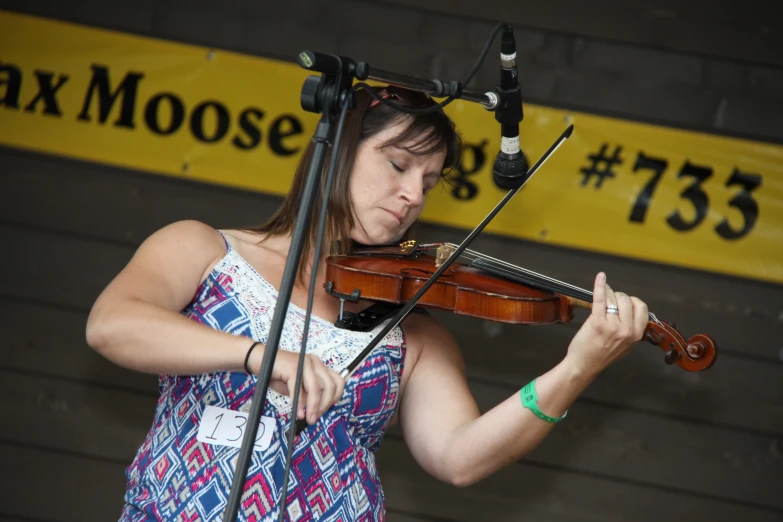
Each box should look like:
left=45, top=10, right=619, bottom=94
left=435, top=243, right=456, bottom=267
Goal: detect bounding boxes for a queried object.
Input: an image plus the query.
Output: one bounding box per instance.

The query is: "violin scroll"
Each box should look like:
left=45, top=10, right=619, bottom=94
left=643, top=319, right=717, bottom=372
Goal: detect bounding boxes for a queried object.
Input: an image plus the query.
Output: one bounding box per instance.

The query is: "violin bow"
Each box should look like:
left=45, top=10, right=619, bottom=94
left=327, top=124, right=574, bottom=381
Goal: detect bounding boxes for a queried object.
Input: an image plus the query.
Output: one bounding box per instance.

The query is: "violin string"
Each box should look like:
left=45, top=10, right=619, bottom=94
left=428, top=243, right=659, bottom=323
left=453, top=245, right=593, bottom=298
left=467, top=255, right=593, bottom=301
left=425, top=242, right=591, bottom=299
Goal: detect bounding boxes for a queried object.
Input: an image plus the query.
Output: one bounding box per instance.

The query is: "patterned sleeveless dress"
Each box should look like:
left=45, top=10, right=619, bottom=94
left=120, top=233, right=407, bottom=521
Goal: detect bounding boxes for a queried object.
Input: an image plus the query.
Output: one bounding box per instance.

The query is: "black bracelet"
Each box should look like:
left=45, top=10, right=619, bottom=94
left=244, top=341, right=263, bottom=374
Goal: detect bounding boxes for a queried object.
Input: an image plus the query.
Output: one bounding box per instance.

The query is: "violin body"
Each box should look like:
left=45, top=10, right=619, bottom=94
left=325, top=253, right=574, bottom=325
left=324, top=241, right=718, bottom=373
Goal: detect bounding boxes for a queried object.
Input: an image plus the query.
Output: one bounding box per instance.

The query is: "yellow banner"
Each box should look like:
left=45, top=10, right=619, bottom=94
left=1, top=10, right=782, bottom=284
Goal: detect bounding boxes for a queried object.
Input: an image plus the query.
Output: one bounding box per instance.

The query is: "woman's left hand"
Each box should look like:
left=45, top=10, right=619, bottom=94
left=565, top=272, right=649, bottom=379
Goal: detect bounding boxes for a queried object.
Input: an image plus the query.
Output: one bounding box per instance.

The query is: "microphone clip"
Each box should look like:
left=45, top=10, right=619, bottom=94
left=494, top=83, right=523, bottom=127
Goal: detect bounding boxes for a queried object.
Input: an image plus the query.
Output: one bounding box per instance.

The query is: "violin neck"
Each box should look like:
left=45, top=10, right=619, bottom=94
left=567, top=297, right=593, bottom=310
left=467, top=253, right=659, bottom=322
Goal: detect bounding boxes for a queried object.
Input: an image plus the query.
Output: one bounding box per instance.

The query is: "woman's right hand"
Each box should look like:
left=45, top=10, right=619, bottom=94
left=250, top=349, right=345, bottom=425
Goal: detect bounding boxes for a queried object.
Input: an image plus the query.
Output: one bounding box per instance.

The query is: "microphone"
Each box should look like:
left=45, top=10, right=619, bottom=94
left=493, top=24, right=529, bottom=190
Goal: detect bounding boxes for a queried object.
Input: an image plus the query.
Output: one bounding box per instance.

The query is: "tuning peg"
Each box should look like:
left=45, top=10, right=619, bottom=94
left=664, top=349, right=681, bottom=365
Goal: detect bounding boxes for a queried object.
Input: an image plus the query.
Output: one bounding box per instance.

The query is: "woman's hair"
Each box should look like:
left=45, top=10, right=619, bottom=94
left=246, top=85, right=462, bottom=283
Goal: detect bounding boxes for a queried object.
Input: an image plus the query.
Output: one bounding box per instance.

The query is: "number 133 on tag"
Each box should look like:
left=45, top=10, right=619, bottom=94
left=197, top=405, right=276, bottom=451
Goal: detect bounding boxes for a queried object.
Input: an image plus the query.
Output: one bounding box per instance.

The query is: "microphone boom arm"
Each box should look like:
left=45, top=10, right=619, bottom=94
left=365, top=66, right=499, bottom=108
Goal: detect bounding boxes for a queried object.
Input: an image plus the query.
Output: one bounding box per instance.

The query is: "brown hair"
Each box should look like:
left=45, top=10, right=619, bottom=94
left=246, top=86, right=462, bottom=284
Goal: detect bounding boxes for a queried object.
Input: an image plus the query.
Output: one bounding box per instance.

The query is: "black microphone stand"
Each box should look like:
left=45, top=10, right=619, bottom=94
left=222, top=23, right=572, bottom=522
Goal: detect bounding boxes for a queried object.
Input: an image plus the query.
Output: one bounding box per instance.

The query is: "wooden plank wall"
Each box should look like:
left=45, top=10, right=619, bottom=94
left=1, top=143, right=782, bottom=521
left=377, top=0, right=783, bottom=68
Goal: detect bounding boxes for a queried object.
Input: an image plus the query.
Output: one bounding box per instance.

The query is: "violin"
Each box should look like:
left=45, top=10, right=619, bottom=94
left=323, top=240, right=718, bottom=373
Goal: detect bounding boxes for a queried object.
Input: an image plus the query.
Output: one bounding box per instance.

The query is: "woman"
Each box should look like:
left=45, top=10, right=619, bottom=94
left=86, top=85, right=648, bottom=521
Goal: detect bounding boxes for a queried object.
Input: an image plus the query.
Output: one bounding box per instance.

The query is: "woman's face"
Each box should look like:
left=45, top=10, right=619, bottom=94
left=348, top=121, right=447, bottom=245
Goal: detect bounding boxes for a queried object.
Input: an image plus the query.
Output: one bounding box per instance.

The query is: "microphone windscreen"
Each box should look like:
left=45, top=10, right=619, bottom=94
left=493, top=154, right=530, bottom=190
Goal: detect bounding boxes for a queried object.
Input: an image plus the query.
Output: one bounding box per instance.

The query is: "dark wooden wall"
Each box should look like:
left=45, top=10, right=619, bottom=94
left=1, top=1, right=782, bottom=521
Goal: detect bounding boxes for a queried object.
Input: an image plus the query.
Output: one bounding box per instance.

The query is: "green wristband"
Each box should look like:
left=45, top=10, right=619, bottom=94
left=520, top=378, right=567, bottom=423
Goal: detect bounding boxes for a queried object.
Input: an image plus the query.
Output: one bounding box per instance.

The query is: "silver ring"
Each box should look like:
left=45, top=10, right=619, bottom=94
left=607, top=304, right=619, bottom=315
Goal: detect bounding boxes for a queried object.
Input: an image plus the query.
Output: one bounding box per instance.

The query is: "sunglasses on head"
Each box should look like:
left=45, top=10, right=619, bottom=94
left=368, top=85, right=435, bottom=109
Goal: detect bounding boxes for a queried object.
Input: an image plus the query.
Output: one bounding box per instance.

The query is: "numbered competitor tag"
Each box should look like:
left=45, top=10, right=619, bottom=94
left=197, top=405, right=276, bottom=451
